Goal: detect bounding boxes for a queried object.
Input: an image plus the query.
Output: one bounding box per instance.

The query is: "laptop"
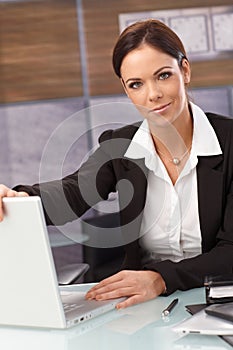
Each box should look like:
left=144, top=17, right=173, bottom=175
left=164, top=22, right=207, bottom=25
left=172, top=308, right=233, bottom=335
left=0, top=196, right=124, bottom=329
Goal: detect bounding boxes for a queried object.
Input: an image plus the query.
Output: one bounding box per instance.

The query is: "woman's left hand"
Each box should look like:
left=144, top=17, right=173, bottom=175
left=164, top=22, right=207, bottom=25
left=85, top=270, right=166, bottom=309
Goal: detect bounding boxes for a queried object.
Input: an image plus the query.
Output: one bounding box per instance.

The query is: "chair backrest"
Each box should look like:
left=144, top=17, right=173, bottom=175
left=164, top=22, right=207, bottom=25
left=81, top=212, right=125, bottom=282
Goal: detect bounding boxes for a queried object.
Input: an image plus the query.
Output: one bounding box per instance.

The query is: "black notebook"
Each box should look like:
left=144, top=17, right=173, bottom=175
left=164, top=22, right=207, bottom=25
left=205, top=303, right=233, bottom=323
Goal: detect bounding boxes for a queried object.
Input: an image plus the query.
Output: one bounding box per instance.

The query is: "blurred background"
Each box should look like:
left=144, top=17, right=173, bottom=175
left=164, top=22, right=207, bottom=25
left=0, top=0, right=232, bottom=277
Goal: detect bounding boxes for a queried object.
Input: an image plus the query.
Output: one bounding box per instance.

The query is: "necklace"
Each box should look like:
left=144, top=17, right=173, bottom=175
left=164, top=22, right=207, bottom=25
left=156, top=146, right=191, bottom=166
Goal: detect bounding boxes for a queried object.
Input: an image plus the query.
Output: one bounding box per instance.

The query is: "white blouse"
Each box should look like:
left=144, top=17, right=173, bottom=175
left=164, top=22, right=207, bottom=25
left=124, top=103, right=222, bottom=264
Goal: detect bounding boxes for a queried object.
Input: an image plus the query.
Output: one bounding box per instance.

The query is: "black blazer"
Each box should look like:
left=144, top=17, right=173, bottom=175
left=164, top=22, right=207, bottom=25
left=15, top=112, right=233, bottom=295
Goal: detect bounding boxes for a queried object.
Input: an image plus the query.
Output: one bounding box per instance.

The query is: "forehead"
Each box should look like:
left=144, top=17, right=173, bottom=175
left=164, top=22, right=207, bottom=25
left=120, top=44, right=178, bottom=78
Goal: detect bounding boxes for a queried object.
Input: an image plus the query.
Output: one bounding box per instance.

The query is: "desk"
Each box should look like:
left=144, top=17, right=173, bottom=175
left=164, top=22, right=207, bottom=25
left=0, top=286, right=232, bottom=350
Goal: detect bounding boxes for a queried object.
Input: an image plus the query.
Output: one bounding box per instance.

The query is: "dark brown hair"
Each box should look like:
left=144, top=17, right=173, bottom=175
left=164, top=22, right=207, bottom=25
left=112, top=19, right=187, bottom=78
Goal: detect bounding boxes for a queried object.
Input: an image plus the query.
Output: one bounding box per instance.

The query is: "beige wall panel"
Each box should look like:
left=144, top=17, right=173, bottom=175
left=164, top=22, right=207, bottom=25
left=83, top=0, right=233, bottom=96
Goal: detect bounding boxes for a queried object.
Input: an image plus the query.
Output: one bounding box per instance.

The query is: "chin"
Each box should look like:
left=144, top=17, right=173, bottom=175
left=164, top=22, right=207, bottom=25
left=146, top=112, right=174, bottom=129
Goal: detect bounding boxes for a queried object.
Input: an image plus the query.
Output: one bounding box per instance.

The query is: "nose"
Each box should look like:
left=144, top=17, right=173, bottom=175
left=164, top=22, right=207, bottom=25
left=148, top=81, right=163, bottom=102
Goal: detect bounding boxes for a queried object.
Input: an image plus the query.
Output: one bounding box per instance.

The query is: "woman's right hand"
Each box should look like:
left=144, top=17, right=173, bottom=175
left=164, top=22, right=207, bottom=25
left=0, top=184, right=29, bottom=221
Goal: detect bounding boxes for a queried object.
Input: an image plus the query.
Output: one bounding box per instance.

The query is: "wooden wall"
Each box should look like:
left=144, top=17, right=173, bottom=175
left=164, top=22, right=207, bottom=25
left=83, top=0, right=233, bottom=96
left=0, top=0, right=82, bottom=103
left=0, top=0, right=232, bottom=102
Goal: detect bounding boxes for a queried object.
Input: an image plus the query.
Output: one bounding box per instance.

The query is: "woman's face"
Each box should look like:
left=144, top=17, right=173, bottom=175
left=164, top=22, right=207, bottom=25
left=120, top=44, right=191, bottom=127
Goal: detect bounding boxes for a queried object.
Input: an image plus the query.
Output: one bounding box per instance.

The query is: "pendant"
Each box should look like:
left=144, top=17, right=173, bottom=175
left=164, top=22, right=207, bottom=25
left=172, top=158, right=180, bottom=165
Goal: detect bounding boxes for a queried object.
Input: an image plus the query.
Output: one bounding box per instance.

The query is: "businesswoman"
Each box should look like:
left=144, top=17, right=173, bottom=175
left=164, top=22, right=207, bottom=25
left=0, top=20, right=233, bottom=309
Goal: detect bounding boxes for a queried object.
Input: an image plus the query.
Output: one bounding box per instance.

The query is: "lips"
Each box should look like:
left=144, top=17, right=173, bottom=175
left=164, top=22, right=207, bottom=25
left=151, top=103, right=171, bottom=113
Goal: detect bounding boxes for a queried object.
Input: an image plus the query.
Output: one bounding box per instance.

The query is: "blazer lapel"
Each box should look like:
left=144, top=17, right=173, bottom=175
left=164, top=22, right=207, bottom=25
left=197, top=154, right=224, bottom=252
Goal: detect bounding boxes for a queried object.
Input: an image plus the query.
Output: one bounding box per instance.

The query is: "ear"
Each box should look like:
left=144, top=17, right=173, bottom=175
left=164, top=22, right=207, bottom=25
left=120, top=78, right=129, bottom=97
left=181, top=59, right=191, bottom=84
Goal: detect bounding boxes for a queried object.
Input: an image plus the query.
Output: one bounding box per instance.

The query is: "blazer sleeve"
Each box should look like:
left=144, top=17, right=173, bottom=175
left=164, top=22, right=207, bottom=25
left=144, top=242, right=233, bottom=295
left=13, top=129, right=118, bottom=225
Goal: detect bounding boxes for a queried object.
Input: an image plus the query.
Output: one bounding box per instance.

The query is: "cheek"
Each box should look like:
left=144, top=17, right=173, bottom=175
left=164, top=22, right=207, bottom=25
left=126, top=92, right=148, bottom=118
left=127, top=90, right=146, bottom=106
left=136, top=105, right=149, bottom=119
left=167, top=80, right=186, bottom=101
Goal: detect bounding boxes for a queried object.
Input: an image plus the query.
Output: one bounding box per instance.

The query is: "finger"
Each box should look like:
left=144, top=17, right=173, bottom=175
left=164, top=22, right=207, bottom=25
left=86, top=272, right=125, bottom=295
left=0, top=186, right=10, bottom=221
left=6, top=189, right=18, bottom=197
left=86, top=280, right=127, bottom=299
left=86, top=271, right=135, bottom=299
left=0, top=185, right=9, bottom=198
left=0, top=204, right=3, bottom=222
left=116, top=295, right=146, bottom=309
left=94, top=285, right=135, bottom=301
left=0, top=187, right=29, bottom=221
left=17, top=191, right=29, bottom=197
left=94, top=271, right=125, bottom=288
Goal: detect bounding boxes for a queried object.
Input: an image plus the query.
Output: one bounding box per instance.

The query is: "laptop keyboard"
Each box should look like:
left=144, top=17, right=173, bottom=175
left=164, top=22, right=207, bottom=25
left=60, top=291, right=86, bottom=313
left=62, top=302, right=82, bottom=313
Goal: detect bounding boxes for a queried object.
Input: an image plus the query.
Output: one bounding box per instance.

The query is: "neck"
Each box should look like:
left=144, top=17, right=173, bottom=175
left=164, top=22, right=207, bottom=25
left=149, top=106, right=193, bottom=157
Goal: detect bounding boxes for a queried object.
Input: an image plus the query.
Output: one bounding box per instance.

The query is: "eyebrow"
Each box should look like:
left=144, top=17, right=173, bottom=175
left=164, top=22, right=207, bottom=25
left=125, top=66, right=173, bottom=84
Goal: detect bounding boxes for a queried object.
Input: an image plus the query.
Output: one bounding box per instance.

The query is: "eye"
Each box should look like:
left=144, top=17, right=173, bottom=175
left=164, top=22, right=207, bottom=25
left=128, top=81, right=142, bottom=89
left=158, top=72, right=171, bottom=80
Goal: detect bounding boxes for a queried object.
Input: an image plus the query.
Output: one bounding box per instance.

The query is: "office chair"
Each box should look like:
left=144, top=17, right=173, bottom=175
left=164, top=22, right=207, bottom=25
left=81, top=211, right=125, bottom=282
left=57, top=262, right=90, bottom=285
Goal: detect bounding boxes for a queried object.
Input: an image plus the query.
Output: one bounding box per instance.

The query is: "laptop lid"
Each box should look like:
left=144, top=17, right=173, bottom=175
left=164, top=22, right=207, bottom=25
left=0, top=197, right=123, bottom=329
left=0, top=197, right=66, bottom=328
left=172, top=309, right=233, bottom=335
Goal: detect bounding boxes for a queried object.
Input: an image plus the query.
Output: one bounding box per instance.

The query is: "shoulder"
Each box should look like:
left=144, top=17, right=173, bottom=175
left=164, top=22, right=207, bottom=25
left=206, top=112, right=233, bottom=128
left=96, top=122, right=142, bottom=157
left=98, top=122, right=142, bottom=143
left=206, top=112, right=233, bottom=141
